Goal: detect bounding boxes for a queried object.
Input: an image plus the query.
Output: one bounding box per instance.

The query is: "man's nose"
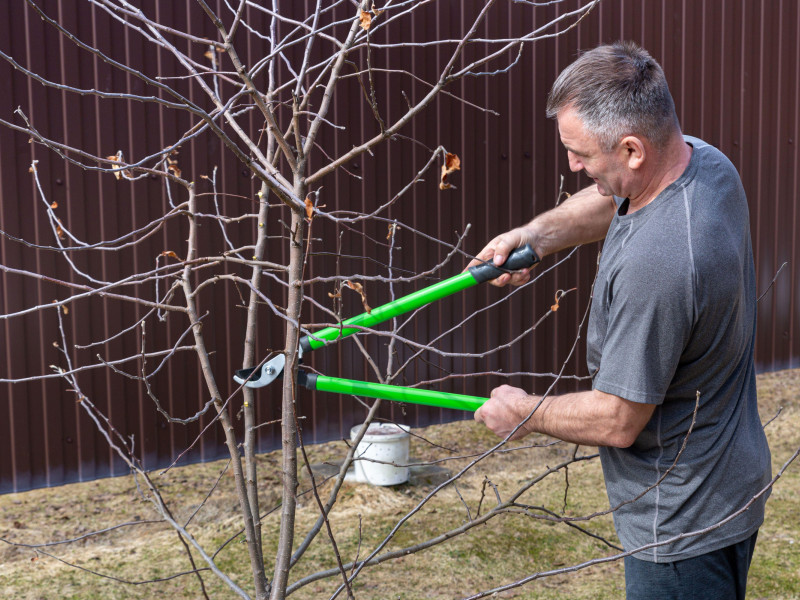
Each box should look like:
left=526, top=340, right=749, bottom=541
left=567, top=151, right=582, bottom=172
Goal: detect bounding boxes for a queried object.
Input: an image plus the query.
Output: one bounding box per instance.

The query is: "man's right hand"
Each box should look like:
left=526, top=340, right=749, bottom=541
left=467, top=227, right=537, bottom=287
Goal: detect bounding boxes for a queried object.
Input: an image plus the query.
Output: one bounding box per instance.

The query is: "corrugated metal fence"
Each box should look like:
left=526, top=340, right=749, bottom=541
left=1, top=0, right=798, bottom=493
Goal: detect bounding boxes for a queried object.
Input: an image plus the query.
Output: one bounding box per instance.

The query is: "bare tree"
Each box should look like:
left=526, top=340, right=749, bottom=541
left=3, top=1, right=796, bottom=599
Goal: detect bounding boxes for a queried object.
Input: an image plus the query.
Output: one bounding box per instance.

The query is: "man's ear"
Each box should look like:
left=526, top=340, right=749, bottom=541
left=620, top=135, right=645, bottom=170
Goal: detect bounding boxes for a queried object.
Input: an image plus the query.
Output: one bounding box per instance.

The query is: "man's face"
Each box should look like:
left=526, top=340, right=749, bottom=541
left=557, top=106, right=629, bottom=198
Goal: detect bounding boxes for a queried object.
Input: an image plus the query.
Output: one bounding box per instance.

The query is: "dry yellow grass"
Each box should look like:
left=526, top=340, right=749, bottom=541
left=1, top=369, right=798, bottom=599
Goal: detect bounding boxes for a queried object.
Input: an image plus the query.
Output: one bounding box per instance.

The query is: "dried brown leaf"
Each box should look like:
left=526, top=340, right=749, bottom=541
left=371, top=3, right=384, bottom=16
left=445, top=152, right=461, bottom=172
left=50, top=201, right=58, bottom=209
left=160, top=250, right=182, bottom=261
left=359, top=10, right=372, bottom=30
left=106, top=152, right=122, bottom=179
left=304, top=196, right=325, bottom=222
left=56, top=224, right=66, bottom=240
left=344, top=280, right=371, bottom=313
left=165, top=149, right=181, bottom=178
left=550, top=288, right=576, bottom=312
left=62, top=305, right=69, bottom=315
left=106, top=152, right=129, bottom=180
left=304, top=196, right=315, bottom=221
left=439, top=152, right=461, bottom=190
left=328, top=291, right=342, bottom=299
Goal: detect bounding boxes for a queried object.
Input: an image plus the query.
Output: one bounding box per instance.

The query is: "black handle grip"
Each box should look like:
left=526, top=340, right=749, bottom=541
left=468, top=244, right=540, bottom=284
left=297, top=371, right=317, bottom=390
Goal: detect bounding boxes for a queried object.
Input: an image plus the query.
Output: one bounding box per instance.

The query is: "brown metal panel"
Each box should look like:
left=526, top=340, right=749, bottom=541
left=790, top=0, right=800, bottom=366
left=1, top=0, right=799, bottom=492
left=0, top=0, right=30, bottom=494
left=765, top=0, right=799, bottom=370
left=19, top=0, right=71, bottom=491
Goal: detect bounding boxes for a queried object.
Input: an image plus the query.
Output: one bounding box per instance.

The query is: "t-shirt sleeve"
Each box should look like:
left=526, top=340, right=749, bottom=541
left=592, top=256, right=694, bottom=404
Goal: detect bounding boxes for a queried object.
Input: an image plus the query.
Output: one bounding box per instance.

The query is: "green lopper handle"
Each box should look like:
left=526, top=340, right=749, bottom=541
left=298, top=372, right=487, bottom=412
left=301, top=244, right=538, bottom=353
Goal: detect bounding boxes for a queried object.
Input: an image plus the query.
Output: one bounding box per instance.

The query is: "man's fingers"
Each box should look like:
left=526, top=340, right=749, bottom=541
left=509, top=268, right=532, bottom=285
left=491, top=243, right=512, bottom=266
left=470, top=230, right=536, bottom=287
left=492, top=267, right=531, bottom=288
left=491, top=235, right=525, bottom=266
left=492, top=273, right=510, bottom=286
left=491, top=384, right=511, bottom=397
left=472, top=232, right=524, bottom=267
left=466, top=241, right=501, bottom=270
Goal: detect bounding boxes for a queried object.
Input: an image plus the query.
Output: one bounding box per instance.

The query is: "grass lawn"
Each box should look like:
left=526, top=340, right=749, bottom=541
left=1, top=369, right=798, bottom=599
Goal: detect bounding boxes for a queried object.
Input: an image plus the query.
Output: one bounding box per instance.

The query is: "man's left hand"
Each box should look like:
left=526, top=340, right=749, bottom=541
left=474, top=385, right=537, bottom=441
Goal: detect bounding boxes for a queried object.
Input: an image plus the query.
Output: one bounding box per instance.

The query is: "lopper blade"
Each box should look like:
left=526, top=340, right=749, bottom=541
left=233, top=353, right=286, bottom=388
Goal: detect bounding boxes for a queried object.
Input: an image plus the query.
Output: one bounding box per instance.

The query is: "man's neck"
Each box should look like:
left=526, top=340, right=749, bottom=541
left=627, top=136, right=693, bottom=214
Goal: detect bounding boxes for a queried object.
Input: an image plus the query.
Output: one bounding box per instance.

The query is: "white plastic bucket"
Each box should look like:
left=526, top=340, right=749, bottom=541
left=349, top=423, right=411, bottom=486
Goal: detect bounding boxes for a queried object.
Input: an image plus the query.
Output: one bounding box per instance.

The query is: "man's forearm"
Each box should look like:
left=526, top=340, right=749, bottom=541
left=476, top=385, right=655, bottom=448
left=524, top=184, right=615, bottom=259
left=522, top=390, right=654, bottom=447
left=468, top=185, right=615, bottom=287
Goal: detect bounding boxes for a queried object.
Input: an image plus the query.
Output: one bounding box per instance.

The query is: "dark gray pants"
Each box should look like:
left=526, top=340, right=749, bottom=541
left=624, top=532, right=759, bottom=600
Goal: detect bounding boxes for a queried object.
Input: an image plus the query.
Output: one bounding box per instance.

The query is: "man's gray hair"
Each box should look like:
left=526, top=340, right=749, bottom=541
left=546, top=41, right=680, bottom=151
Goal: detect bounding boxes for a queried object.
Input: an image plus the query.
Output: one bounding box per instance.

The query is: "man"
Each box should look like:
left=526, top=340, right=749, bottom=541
left=472, top=41, right=772, bottom=599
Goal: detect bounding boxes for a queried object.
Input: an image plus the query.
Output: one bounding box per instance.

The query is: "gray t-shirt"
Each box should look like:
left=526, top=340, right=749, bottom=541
left=586, top=136, right=772, bottom=562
